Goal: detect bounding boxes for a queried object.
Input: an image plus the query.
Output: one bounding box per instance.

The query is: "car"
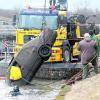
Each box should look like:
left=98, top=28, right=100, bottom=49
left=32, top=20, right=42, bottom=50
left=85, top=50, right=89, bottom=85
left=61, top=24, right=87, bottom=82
left=6, top=28, right=57, bottom=86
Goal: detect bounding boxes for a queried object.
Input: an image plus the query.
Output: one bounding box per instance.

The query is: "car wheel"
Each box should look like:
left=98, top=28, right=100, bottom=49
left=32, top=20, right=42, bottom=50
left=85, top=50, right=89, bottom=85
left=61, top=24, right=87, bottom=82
left=38, top=45, right=51, bottom=60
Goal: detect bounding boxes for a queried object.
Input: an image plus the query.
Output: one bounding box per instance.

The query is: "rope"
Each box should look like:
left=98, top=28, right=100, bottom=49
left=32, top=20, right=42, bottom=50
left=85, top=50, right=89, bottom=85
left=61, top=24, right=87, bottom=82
left=65, top=50, right=100, bottom=85
left=5, top=50, right=99, bottom=88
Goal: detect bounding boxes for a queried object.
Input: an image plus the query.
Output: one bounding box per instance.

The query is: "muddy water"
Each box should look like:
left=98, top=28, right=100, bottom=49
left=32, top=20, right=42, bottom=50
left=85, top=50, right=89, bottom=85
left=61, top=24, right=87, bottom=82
left=0, top=79, right=64, bottom=100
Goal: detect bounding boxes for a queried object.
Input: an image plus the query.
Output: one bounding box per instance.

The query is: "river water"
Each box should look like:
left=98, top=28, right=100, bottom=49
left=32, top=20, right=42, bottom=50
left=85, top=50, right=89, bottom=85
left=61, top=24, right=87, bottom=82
left=0, top=79, right=64, bottom=100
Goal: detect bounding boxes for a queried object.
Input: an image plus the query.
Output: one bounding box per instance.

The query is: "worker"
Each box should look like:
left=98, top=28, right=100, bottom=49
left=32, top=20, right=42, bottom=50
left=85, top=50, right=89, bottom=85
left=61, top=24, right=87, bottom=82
left=67, top=20, right=77, bottom=39
left=89, top=30, right=100, bottom=55
left=49, top=0, right=56, bottom=6
left=49, top=0, right=56, bottom=10
left=78, top=33, right=98, bottom=79
left=57, top=0, right=67, bottom=10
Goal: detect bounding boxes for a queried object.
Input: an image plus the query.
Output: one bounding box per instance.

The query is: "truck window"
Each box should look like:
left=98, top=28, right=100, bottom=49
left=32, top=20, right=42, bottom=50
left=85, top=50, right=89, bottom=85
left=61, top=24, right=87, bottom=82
left=18, top=15, right=58, bottom=30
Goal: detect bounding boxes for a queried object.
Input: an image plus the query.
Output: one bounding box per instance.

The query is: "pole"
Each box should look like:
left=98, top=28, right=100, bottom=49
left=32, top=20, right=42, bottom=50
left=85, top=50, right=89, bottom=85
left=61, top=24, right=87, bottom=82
left=5, top=47, right=7, bottom=67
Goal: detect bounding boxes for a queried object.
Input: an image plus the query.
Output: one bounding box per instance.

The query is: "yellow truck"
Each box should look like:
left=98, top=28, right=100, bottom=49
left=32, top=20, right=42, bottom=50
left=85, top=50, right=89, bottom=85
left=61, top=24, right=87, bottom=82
left=14, top=7, right=82, bottom=63
left=14, top=8, right=81, bottom=63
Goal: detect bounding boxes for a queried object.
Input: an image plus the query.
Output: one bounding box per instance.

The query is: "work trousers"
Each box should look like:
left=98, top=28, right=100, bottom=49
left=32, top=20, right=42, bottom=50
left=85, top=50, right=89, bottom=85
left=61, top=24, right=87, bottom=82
left=82, top=57, right=98, bottom=79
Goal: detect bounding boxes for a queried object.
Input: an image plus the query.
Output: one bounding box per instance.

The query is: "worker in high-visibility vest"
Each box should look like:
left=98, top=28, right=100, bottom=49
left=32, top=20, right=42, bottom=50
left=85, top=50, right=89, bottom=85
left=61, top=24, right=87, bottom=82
left=89, top=30, right=99, bottom=54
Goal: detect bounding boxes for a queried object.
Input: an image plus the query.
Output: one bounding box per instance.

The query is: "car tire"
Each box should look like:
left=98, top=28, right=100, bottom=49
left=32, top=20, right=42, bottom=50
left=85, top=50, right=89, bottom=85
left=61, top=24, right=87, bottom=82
left=38, top=45, right=52, bottom=60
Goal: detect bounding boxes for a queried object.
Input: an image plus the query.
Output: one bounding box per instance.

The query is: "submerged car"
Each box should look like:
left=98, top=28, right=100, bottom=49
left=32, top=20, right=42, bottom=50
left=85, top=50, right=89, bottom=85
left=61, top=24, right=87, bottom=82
left=6, top=28, right=57, bottom=86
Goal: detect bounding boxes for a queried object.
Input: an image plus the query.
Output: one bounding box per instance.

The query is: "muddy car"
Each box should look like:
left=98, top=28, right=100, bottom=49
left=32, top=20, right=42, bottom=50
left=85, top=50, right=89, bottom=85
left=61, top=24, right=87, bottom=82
left=6, top=28, right=57, bottom=86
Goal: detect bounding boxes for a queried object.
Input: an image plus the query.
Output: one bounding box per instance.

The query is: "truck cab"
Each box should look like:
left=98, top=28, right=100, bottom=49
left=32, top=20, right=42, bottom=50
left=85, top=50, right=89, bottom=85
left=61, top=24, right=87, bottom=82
left=14, top=8, right=68, bottom=62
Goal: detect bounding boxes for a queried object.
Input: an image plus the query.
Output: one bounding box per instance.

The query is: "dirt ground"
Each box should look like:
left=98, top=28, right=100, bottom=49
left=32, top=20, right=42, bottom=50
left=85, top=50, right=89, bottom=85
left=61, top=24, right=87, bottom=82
left=65, top=73, right=100, bottom=100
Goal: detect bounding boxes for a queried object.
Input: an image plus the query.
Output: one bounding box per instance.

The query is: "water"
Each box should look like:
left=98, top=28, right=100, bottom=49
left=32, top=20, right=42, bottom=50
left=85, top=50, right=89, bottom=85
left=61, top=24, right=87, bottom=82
left=0, top=79, right=64, bottom=100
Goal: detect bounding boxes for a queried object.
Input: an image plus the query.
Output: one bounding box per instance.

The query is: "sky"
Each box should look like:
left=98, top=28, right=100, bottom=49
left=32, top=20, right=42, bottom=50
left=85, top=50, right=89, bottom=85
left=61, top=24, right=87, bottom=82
left=0, top=0, right=100, bottom=11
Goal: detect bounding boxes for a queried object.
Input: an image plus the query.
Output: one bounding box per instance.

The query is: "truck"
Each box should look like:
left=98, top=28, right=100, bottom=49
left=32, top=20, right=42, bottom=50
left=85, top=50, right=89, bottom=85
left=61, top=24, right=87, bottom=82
left=14, top=0, right=81, bottom=63
left=6, top=0, right=82, bottom=86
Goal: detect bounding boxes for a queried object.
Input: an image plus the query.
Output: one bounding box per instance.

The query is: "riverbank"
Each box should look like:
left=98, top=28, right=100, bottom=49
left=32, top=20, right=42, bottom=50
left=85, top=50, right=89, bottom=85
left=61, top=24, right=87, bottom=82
left=55, top=58, right=100, bottom=100
left=65, top=73, right=100, bottom=100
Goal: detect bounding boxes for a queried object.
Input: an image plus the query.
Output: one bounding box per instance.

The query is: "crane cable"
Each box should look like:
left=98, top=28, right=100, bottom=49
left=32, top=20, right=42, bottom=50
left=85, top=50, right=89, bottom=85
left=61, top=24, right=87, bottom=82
left=40, top=0, right=53, bottom=80
left=42, top=0, right=47, bottom=29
